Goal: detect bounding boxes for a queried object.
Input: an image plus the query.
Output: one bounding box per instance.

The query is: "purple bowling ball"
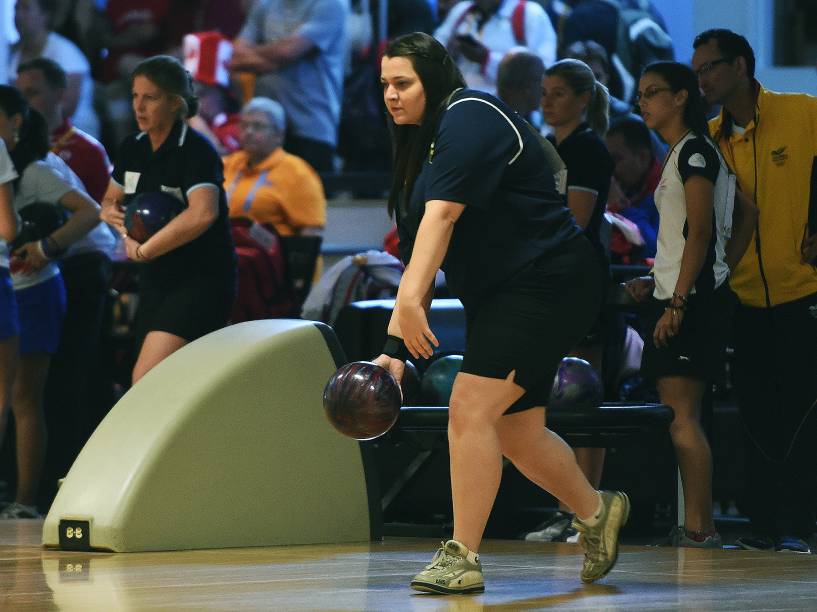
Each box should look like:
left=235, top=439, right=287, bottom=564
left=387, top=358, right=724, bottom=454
left=124, top=191, right=184, bottom=243
left=549, top=357, right=603, bottom=411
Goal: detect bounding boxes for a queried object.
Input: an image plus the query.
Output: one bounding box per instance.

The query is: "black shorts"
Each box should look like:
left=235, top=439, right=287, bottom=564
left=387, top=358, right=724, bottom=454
left=460, top=236, right=603, bottom=414
left=134, top=274, right=235, bottom=348
left=640, top=282, right=736, bottom=382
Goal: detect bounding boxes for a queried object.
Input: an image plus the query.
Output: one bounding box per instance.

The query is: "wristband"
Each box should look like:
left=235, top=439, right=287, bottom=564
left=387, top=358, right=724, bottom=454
left=382, top=335, right=410, bottom=361
left=36, top=239, right=53, bottom=260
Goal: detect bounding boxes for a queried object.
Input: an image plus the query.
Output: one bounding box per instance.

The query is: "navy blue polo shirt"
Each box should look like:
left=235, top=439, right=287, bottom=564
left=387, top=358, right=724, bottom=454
left=112, top=121, right=234, bottom=287
left=397, top=89, right=580, bottom=304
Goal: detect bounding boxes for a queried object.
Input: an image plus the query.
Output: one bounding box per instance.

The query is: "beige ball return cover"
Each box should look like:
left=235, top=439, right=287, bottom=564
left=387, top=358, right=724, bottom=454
left=42, top=320, right=378, bottom=552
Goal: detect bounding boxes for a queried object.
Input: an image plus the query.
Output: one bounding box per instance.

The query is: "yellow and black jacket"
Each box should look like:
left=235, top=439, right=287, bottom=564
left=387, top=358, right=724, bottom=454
left=710, top=83, right=817, bottom=307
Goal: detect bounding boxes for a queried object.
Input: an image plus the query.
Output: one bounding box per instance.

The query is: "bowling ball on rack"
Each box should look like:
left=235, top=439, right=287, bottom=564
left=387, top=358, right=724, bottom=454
left=420, top=353, right=463, bottom=406
left=549, top=357, right=603, bottom=411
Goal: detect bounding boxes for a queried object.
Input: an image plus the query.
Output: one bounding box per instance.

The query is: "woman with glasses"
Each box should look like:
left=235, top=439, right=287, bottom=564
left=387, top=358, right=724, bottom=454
left=100, top=55, right=235, bottom=385
left=223, top=97, right=325, bottom=238
left=625, top=61, right=756, bottom=547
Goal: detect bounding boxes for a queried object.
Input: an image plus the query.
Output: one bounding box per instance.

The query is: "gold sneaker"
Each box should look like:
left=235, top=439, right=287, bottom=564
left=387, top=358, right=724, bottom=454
left=410, top=540, right=485, bottom=594
left=573, top=490, right=630, bottom=583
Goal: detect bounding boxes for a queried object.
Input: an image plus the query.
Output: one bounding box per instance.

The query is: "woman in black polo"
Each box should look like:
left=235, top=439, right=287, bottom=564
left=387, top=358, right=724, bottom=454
left=535, top=58, right=613, bottom=541
left=374, top=33, right=629, bottom=594
left=100, top=56, right=235, bottom=384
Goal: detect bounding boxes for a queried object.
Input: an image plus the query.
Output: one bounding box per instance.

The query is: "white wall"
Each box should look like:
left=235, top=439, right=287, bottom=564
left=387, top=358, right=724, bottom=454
left=653, top=0, right=817, bottom=94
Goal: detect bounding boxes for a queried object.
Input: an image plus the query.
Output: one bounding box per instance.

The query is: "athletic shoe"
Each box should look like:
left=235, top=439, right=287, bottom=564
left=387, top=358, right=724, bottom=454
left=0, top=502, right=41, bottom=519
left=667, top=526, right=723, bottom=548
left=735, top=535, right=775, bottom=551
left=410, top=540, right=485, bottom=594
left=573, top=490, right=630, bottom=583
left=524, top=511, right=575, bottom=542
left=775, top=536, right=811, bottom=554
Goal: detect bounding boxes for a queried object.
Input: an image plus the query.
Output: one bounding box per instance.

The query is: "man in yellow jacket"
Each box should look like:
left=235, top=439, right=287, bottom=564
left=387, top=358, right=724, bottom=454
left=692, top=29, right=817, bottom=553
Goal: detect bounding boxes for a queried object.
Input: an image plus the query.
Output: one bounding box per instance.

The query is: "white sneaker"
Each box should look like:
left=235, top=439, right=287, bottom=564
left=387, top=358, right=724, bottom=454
left=0, top=502, right=41, bottom=519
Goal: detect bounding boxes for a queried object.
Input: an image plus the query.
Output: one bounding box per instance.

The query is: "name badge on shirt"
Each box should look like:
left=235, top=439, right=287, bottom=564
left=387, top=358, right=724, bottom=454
left=124, top=171, right=140, bottom=194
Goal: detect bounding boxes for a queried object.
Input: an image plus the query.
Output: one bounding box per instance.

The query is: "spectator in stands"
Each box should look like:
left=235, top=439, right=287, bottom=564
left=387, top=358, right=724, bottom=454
left=98, top=0, right=173, bottom=150
left=231, top=0, right=347, bottom=172
left=525, top=58, right=612, bottom=543
left=495, top=50, right=567, bottom=195
left=9, top=0, right=100, bottom=138
left=224, top=97, right=326, bottom=237
left=496, top=50, right=545, bottom=123
left=625, top=61, right=756, bottom=548
left=16, top=57, right=117, bottom=501
left=0, top=86, right=100, bottom=518
left=0, top=141, right=18, bottom=507
left=99, top=56, right=235, bottom=385
left=605, top=117, right=659, bottom=263
left=563, top=38, right=666, bottom=158
left=376, top=32, right=628, bottom=593
left=559, top=0, right=673, bottom=103
left=16, top=59, right=110, bottom=204
left=434, top=0, right=557, bottom=95
left=562, top=39, right=633, bottom=120
left=692, top=28, right=817, bottom=553
left=183, top=32, right=242, bottom=156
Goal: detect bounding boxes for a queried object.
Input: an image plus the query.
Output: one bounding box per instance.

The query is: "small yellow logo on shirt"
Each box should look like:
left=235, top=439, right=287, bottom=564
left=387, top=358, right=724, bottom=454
left=771, top=146, right=788, bottom=166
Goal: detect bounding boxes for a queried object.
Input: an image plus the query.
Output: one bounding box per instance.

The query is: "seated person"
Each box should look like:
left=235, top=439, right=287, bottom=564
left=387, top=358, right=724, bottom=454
left=223, top=98, right=325, bottom=237
left=605, top=117, right=660, bottom=264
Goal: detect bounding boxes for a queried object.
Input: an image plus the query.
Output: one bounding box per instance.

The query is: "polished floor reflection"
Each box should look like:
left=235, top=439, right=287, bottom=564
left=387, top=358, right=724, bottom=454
left=2, top=521, right=817, bottom=610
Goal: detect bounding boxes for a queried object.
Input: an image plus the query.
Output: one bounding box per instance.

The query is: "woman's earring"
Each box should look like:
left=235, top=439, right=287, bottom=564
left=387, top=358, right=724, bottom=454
left=13, top=130, right=19, bottom=144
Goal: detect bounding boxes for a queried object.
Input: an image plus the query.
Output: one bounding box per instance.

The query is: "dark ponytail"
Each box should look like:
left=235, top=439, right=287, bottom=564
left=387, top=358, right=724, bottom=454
left=641, top=62, right=711, bottom=139
left=0, top=85, right=49, bottom=186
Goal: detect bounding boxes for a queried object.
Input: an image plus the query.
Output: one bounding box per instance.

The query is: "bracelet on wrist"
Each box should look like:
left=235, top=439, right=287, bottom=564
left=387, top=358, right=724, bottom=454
left=382, top=334, right=410, bottom=361
left=36, top=239, right=53, bottom=260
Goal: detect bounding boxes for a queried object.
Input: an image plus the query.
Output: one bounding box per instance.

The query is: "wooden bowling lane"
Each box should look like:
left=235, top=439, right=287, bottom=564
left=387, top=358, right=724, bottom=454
left=3, top=521, right=817, bottom=611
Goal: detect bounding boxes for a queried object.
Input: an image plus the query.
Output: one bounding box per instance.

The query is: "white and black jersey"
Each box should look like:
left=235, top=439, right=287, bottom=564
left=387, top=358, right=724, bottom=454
left=652, top=133, right=734, bottom=300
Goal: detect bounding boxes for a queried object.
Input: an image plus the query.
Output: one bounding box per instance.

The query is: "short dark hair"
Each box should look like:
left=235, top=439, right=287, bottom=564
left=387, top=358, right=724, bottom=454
left=497, top=51, right=545, bottom=94
left=17, top=57, right=67, bottom=90
left=563, top=39, right=610, bottom=76
left=131, top=55, right=199, bottom=118
left=34, top=0, right=59, bottom=16
left=607, top=117, right=653, bottom=153
left=693, top=29, right=755, bottom=80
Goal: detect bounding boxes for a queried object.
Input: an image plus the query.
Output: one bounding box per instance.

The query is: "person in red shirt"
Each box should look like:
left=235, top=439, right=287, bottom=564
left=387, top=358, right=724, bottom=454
left=16, top=58, right=111, bottom=203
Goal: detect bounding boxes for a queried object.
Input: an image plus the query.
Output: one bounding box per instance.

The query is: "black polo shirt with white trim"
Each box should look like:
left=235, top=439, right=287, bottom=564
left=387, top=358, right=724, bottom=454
left=112, top=120, right=234, bottom=287
left=397, top=88, right=580, bottom=304
left=548, top=122, right=613, bottom=256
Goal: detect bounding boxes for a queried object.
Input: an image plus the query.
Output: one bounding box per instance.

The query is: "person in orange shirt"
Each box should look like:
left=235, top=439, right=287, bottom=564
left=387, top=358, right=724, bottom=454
left=223, top=97, right=325, bottom=238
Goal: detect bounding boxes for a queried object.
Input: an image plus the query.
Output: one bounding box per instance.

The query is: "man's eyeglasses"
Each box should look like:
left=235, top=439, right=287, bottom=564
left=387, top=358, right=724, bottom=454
left=634, top=87, right=672, bottom=102
left=239, top=121, right=275, bottom=132
left=694, top=58, right=730, bottom=78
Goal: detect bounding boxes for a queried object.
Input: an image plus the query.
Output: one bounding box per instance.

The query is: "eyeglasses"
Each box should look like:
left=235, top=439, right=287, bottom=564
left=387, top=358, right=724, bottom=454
left=239, top=121, right=275, bottom=132
left=634, top=87, right=672, bottom=102
left=694, top=58, right=730, bottom=78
